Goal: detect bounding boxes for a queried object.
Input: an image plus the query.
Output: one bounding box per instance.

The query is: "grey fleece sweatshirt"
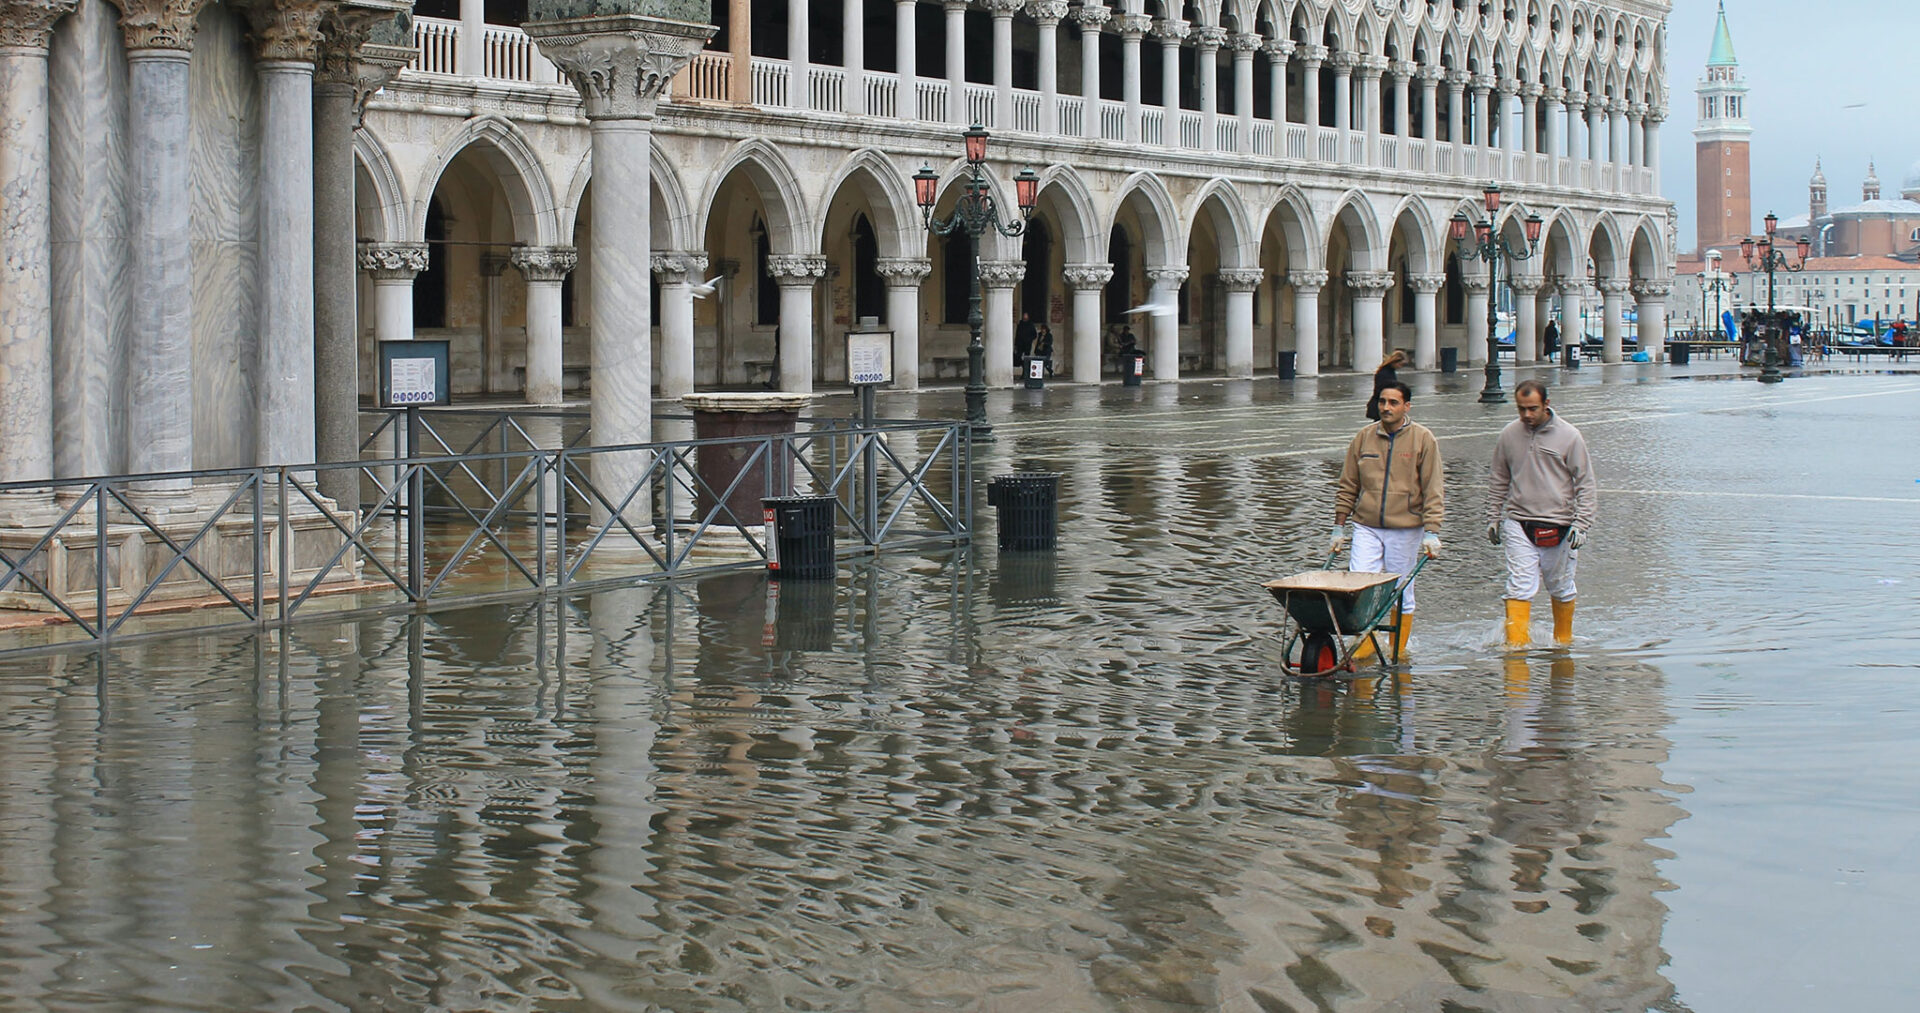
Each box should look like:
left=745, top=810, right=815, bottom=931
left=1486, top=411, right=1597, bottom=530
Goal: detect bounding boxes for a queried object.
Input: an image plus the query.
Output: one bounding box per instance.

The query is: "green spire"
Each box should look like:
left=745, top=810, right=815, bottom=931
left=1708, top=1, right=1738, bottom=67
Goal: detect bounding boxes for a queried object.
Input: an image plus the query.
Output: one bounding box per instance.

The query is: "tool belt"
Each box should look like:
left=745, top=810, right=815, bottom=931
left=1521, top=521, right=1571, bottom=548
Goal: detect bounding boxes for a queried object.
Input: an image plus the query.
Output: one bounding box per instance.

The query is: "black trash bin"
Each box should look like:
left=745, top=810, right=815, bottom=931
left=1564, top=343, right=1582, bottom=369
left=1122, top=352, right=1145, bottom=386
left=1669, top=341, right=1690, bottom=365
left=1023, top=355, right=1046, bottom=389
left=1440, top=346, right=1458, bottom=373
left=986, top=473, right=1060, bottom=551
left=762, top=495, right=836, bottom=579
left=1276, top=350, right=1297, bottom=379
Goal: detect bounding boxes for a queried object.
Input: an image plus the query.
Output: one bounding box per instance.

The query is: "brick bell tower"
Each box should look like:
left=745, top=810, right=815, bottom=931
left=1694, top=1, right=1751, bottom=254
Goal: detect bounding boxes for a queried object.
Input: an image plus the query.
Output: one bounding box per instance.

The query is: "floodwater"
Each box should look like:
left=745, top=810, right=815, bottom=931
left=3, top=364, right=1918, bottom=1011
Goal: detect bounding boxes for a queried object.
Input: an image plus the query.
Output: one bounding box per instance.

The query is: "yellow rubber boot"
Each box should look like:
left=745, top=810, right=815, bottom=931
left=1349, top=635, right=1378, bottom=664
left=1551, top=599, right=1576, bottom=646
left=1392, top=615, right=1413, bottom=661
left=1504, top=599, right=1532, bottom=649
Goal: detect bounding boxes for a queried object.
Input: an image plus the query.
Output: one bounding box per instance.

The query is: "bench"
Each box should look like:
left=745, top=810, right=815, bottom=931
left=930, top=356, right=969, bottom=379
left=1834, top=344, right=1913, bottom=361
left=511, top=365, right=589, bottom=391
left=743, top=359, right=776, bottom=385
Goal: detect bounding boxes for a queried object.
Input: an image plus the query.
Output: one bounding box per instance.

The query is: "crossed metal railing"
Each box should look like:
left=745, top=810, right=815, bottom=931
left=0, top=413, right=971, bottom=656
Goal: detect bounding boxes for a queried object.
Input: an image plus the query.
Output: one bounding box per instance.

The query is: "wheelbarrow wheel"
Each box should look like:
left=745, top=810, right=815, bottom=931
left=1299, top=631, right=1340, bottom=676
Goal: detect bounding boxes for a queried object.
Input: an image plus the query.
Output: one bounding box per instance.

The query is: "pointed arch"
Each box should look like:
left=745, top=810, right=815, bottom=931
left=1538, top=208, right=1586, bottom=278
left=1587, top=211, right=1627, bottom=278
left=694, top=138, right=815, bottom=255
left=1325, top=189, right=1385, bottom=270
left=1387, top=194, right=1442, bottom=274
left=814, top=148, right=921, bottom=259
left=352, top=125, right=407, bottom=243
left=1628, top=215, right=1665, bottom=278
left=1257, top=184, right=1319, bottom=270
left=557, top=141, right=694, bottom=251
left=1183, top=177, right=1256, bottom=268
left=1108, top=171, right=1182, bottom=267
left=411, top=115, right=560, bottom=246
left=1032, top=164, right=1102, bottom=263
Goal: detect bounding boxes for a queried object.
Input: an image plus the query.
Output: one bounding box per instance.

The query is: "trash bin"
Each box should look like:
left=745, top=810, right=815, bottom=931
left=1024, top=355, right=1046, bottom=389
left=1122, top=352, right=1145, bottom=386
left=1564, top=344, right=1582, bottom=369
left=1440, top=347, right=1458, bottom=373
left=986, top=472, right=1060, bottom=551
left=1276, top=350, right=1297, bottom=379
left=1669, top=341, right=1690, bottom=365
left=762, top=495, right=835, bottom=579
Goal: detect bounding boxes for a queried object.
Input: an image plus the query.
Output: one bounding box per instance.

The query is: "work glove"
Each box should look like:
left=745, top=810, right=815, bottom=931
left=1487, top=522, right=1503, bottom=545
left=1328, top=524, right=1350, bottom=555
left=1420, top=533, right=1442, bottom=559
left=1565, top=526, right=1584, bottom=550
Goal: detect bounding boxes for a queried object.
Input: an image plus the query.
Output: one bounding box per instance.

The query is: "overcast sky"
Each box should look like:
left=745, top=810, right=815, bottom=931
left=1658, top=0, right=1913, bottom=253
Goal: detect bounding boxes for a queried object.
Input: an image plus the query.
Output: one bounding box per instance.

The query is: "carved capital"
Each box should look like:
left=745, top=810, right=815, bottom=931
left=980, top=0, right=1025, bottom=16
left=649, top=250, right=708, bottom=282
left=1445, top=68, right=1471, bottom=88
left=112, top=0, right=204, bottom=52
left=1565, top=89, right=1586, bottom=108
left=1149, top=18, right=1188, bottom=43
left=1024, top=0, right=1068, bottom=23
left=1630, top=280, right=1672, bottom=299
left=1297, top=43, right=1326, bottom=66
left=1071, top=3, right=1109, bottom=29
left=1389, top=59, right=1417, bottom=80
left=247, top=0, right=331, bottom=64
left=1262, top=38, right=1294, bottom=59
left=1471, top=73, right=1496, bottom=92
left=874, top=257, right=933, bottom=285
left=1328, top=50, right=1358, bottom=71
left=1628, top=101, right=1648, bottom=121
left=766, top=254, right=828, bottom=284
left=1597, top=278, right=1634, bottom=296
left=1061, top=262, right=1114, bottom=289
left=1113, top=12, right=1151, bottom=37
left=1557, top=280, right=1586, bottom=297
left=1406, top=273, right=1447, bottom=294
left=0, top=0, right=79, bottom=49
left=1346, top=270, right=1396, bottom=293
left=1145, top=265, right=1189, bottom=287
left=1508, top=274, right=1545, bottom=294
left=509, top=245, right=579, bottom=282
left=1460, top=274, right=1492, bottom=293
left=1287, top=269, right=1329, bottom=291
left=315, top=8, right=412, bottom=119
left=1416, top=63, right=1446, bottom=83
left=1217, top=267, right=1264, bottom=292
left=1192, top=26, right=1227, bottom=50
left=1519, top=81, right=1542, bottom=100
left=1495, top=77, right=1521, bottom=96
left=1227, top=31, right=1260, bottom=55
left=524, top=14, right=714, bottom=121
left=358, top=241, right=429, bottom=280
left=942, top=0, right=969, bottom=12
left=976, top=259, right=1027, bottom=288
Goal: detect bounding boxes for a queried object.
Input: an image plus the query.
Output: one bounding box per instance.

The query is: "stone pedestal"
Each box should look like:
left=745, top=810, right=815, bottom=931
left=680, top=392, right=808, bottom=561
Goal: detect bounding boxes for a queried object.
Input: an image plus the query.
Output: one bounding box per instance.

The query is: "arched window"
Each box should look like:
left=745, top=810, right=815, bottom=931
left=851, top=214, right=884, bottom=323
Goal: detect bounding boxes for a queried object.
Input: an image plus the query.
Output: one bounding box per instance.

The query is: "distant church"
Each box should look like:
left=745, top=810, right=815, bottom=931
left=1691, top=1, right=1751, bottom=258
left=1780, top=159, right=1920, bottom=259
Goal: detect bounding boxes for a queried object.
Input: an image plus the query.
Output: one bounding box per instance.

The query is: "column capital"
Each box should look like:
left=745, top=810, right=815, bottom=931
left=1494, top=76, right=1520, bottom=96
left=1606, top=97, right=1627, bottom=115
left=1556, top=280, right=1586, bottom=297
left=1262, top=38, right=1294, bottom=59
left=358, top=241, right=429, bottom=280
left=1192, top=26, right=1226, bottom=51
left=1062, top=262, right=1114, bottom=289
left=512, top=245, right=580, bottom=282
left=1145, top=265, right=1189, bottom=287
left=1471, top=73, right=1496, bottom=92
left=1631, top=279, right=1673, bottom=299
left=1296, top=42, right=1326, bottom=66
left=0, top=0, right=79, bottom=49
left=524, top=14, right=714, bottom=120
left=1628, top=100, right=1648, bottom=121
left=1406, top=273, right=1447, bottom=294
left=942, top=0, right=970, bottom=11
left=766, top=253, right=828, bottom=284
left=874, top=257, right=933, bottom=285
left=1445, top=68, right=1471, bottom=88
left=315, top=7, right=413, bottom=119
left=1217, top=267, right=1264, bottom=292
left=1070, top=3, right=1109, bottom=29
left=649, top=250, right=707, bottom=281
left=111, top=0, right=205, bottom=52
left=1565, top=89, right=1586, bottom=107
left=1328, top=50, right=1358, bottom=72
left=1460, top=274, right=1491, bottom=293
left=976, top=259, right=1027, bottom=288
left=1519, top=81, right=1542, bottom=100
left=246, top=0, right=332, bottom=64
left=1113, top=12, right=1151, bottom=37
left=1149, top=18, right=1189, bottom=44
left=1389, top=59, right=1417, bottom=81
left=1416, top=63, right=1446, bottom=84
left=1597, top=278, right=1634, bottom=296
left=1287, top=269, right=1328, bottom=292
left=1586, top=96, right=1607, bottom=115
left=1508, top=274, right=1545, bottom=295
left=981, top=0, right=1025, bottom=16
left=1543, top=85, right=1565, bottom=104
left=1228, top=32, right=1261, bottom=56
left=1645, top=107, right=1666, bottom=127
left=1025, top=0, right=1069, bottom=24
left=1346, top=270, right=1395, bottom=293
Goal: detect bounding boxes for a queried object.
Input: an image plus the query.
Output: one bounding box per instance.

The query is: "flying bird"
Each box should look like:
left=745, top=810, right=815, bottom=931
left=1842, top=102, right=1868, bottom=110
left=689, top=275, right=724, bottom=298
left=1124, top=300, right=1176, bottom=318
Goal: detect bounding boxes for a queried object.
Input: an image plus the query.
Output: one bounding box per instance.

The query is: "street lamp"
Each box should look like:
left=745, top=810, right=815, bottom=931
left=1738, top=211, right=1810, bottom=384
left=914, top=125, right=1040, bottom=436
left=1698, top=249, right=1735, bottom=340
left=1451, top=183, right=1543, bottom=404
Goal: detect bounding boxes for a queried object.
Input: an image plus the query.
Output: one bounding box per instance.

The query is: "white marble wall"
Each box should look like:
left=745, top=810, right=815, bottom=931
left=188, top=8, right=261, bottom=470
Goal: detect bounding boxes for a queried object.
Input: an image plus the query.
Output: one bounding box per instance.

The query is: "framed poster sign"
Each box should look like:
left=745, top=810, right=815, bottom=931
left=379, top=340, right=451, bottom=408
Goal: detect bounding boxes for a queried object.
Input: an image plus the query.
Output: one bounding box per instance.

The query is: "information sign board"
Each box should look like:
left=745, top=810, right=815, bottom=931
left=378, top=340, right=452, bottom=408
left=845, top=330, right=893, bottom=386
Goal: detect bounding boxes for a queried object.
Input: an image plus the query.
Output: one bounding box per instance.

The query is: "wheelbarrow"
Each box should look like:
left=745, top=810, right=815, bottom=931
left=1263, top=554, right=1429, bottom=676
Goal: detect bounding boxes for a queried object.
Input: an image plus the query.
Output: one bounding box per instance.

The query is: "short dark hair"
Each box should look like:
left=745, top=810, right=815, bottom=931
left=1514, top=379, right=1550, bottom=401
left=1380, top=380, right=1412, bottom=402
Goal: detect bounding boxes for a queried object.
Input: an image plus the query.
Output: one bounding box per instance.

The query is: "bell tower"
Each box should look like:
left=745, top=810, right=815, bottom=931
left=1694, top=1, right=1751, bottom=253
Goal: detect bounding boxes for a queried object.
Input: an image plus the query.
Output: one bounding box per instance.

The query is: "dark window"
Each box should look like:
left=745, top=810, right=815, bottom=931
left=1177, top=278, right=1190, bottom=325
left=1106, top=225, right=1133, bottom=322
left=943, top=232, right=974, bottom=324
left=1022, top=217, right=1052, bottom=323
left=1444, top=254, right=1464, bottom=324
left=755, top=220, right=778, bottom=326
left=413, top=0, right=457, bottom=19
left=415, top=199, right=448, bottom=328
left=852, top=214, right=884, bottom=323
left=561, top=271, right=574, bottom=327
left=484, top=0, right=527, bottom=25
left=1400, top=264, right=1415, bottom=323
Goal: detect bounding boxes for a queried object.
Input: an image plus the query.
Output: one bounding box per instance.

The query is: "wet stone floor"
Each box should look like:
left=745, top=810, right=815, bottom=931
left=2, top=363, right=1918, bottom=1011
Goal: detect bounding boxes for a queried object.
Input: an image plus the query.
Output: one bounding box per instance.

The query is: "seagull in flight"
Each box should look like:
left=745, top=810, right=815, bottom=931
left=1125, top=300, right=1176, bottom=318
left=690, top=275, right=723, bottom=298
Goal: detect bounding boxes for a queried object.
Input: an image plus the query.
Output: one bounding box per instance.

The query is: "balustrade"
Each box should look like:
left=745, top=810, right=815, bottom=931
left=1314, top=127, right=1338, bottom=162
left=1251, top=121, right=1274, bottom=156
left=917, top=80, right=948, bottom=122
left=1098, top=101, right=1125, bottom=140
left=751, top=57, right=789, bottom=108
left=1141, top=107, right=1164, bottom=146
left=681, top=51, right=732, bottom=102
left=410, top=16, right=459, bottom=76
left=482, top=23, right=558, bottom=83
left=1057, top=95, right=1084, bottom=137
left=964, top=84, right=995, bottom=127
left=1283, top=123, right=1307, bottom=159
left=1214, top=118, right=1237, bottom=151
left=1011, top=91, right=1043, bottom=133
left=1378, top=136, right=1397, bottom=169
left=865, top=73, right=897, bottom=118
left=1176, top=111, right=1201, bottom=149
left=809, top=66, right=846, bottom=113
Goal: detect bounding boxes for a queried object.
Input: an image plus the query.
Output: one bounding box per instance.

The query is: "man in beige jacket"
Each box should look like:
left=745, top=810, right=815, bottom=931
left=1331, top=382, right=1445, bottom=659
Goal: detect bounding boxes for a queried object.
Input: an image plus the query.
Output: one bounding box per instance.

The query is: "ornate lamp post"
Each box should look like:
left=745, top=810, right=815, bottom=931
left=1738, top=212, right=1810, bottom=384
left=1451, top=183, right=1543, bottom=404
left=1698, top=248, right=1735, bottom=339
left=913, top=126, right=1040, bottom=437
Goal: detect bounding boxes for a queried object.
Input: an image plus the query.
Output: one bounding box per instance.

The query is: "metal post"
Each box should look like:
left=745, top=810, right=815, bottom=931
left=861, top=383, right=878, bottom=545
left=1481, top=251, right=1505, bottom=403
left=406, top=407, right=424, bottom=598
left=965, top=228, right=991, bottom=437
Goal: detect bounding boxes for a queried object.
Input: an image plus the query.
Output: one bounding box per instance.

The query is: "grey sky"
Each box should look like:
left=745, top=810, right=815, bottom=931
left=1658, top=0, right=1915, bottom=254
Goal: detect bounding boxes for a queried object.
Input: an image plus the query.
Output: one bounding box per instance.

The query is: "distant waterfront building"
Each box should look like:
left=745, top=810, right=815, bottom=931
left=1778, top=159, right=1920, bottom=260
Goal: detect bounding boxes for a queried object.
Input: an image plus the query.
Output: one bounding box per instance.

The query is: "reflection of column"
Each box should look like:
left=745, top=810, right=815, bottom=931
left=1599, top=278, right=1630, bottom=363
left=1219, top=268, right=1262, bottom=378
left=943, top=0, right=967, bottom=124
left=1194, top=26, right=1223, bottom=149
left=875, top=257, right=931, bottom=390
left=649, top=251, right=704, bottom=399
left=977, top=259, right=1025, bottom=387
left=1031, top=1, right=1065, bottom=133
left=1347, top=270, right=1392, bottom=373
left=1408, top=273, right=1444, bottom=370
left=1152, top=17, right=1186, bottom=147
left=767, top=254, right=826, bottom=393
left=527, top=10, right=712, bottom=531
left=1557, top=281, right=1585, bottom=350
left=1230, top=32, right=1256, bottom=153
left=1462, top=272, right=1490, bottom=366
left=358, top=243, right=428, bottom=344
left=1289, top=269, right=1326, bottom=377
left=1265, top=39, right=1292, bottom=128
left=0, top=0, right=77, bottom=510
left=985, top=0, right=1019, bottom=128
left=1116, top=13, right=1148, bottom=143
left=1633, top=280, right=1671, bottom=362
left=893, top=0, right=915, bottom=120
left=1073, top=3, right=1107, bottom=138
left=1511, top=274, right=1541, bottom=363
left=1299, top=44, right=1324, bottom=129
left=1062, top=263, right=1112, bottom=383
left=1145, top=265, right=1186, bottom=379
left=513, top=246, right=579, bottom=405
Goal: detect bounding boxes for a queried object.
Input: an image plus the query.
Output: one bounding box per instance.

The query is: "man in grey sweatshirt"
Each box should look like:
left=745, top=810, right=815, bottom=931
left=1486, top=380, right=1597, bottom=646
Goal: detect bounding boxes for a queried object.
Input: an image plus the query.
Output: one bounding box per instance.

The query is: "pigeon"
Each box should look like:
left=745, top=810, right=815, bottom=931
left=1125, top=301, right=1176, bottom=318
left=689, top=275, right=723, bottom=298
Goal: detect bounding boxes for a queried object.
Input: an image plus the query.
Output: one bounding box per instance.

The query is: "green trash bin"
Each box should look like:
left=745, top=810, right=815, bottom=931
left=1276, top=350, right=1297, bottom=379
left=1440, top=347, right=1459, bottom=373
left=1670, top=341, right=1691, bottom=365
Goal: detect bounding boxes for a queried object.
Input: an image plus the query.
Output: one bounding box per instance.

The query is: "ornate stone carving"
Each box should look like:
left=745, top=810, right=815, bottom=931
left=1596, top=278, right=1633, bottom=296
left=247, top=0, right=330, bottom=63
left=1406, top=273, right=1447, bottom=294
left=1217, top=268, right=1264, bottom=292
left=1296, top=43, right=1327, bottom=66
left=1346, top=270, right=1396, bottom=293
left=0, top=0, right=79, bottom=49
left=981, top=0, right=1025, bottom=16
left=1287, top=269, right=1329, bottom=291
left=1061, top=262, right=1114, bottom=289
left=316, top=7, right=413, bottom=120
left=1262, top=38, right=1293, bottom=60
left=1389, top=59, right=1416, bottom=80
left=874, top=257, right=933, bottom=286
left=358, top=242, right=429, bottom=280
left=1509, top=274, right=1545, bottom=294
left=1113, top=13, right=1152, bottom=38
left=1460, top=273, right=1491, bottom=293
left=513, top=245, right=580, bottom=282
left=1565, top=89, right=1586, bottom=108
left=1149, top=18, right=1188, bottom=44
left=649, top=250, right=707, bottom=281
left=975, top=260, right=1027, bottom=288
left=1471, top=73, right=1497, bottom=92
left=1556, top=280, right=1586, bottom=297
left=1328, top=50, right=1358, bottom=71
left=1071, top=3, right=1108, bottom=29
left=524, top=14, right=714, bottom=120
left=1227, top=32, right=1260, bottom=55
left=1192, top=26, right=1227, bottom=50
left=1025, top=0, right=1068, bottom=22
left=1416, top=64, right=1446, bottom=83
left=1445, top=68, right=1471, bottom=88
left=1495, top=77, right=1521, bottom=96
left=1631, top=280, right=1673, bottom=299
left=766, top=254, right=827, bottom=284
left=1145, top=265, right=1189, bottom=287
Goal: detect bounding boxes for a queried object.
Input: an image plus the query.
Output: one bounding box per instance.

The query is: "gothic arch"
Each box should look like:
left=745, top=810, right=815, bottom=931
left=1386, top=194, right=1443, bottom=274
left=1588, top=211, right=1627, bottom=278
left=1324, top=190, right=1385, bottom=270
left=1257, top=184, right=1319, bottom=270
left=1107, top=171, right=1182, bottom=267
left=694, top=138, right=815, bottom=255
left=1627, top=216, right=1665, bottom=279
left=557, top=141, right=695, bottom=251
left=1183, top=178, right=1256, bottom=268
left=814, top=148, right=921, bottom=259
left=352, top=126, right=407, bottom=243
left=1032, top=164, right=1103, bottom=264
left=411, top=115, right=561, bottom=246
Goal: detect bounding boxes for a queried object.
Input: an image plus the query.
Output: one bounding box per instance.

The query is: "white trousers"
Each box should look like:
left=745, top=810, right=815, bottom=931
left=1352, top=523, right=1423, bottom=612
left=1502, top=518, right=1578, bottom=601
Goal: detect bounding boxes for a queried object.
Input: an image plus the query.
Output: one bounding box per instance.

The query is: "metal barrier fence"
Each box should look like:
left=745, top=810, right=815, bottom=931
left=0, top=413, right=972, bottom=656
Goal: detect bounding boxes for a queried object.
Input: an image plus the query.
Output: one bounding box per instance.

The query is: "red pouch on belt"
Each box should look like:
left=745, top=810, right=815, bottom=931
left=1522, top=521, right=1569, bottom=548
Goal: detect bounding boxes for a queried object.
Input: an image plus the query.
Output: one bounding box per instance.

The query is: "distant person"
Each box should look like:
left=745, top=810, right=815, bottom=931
left=1543, top=318, right=1560, bottom=358
left=1331, top=381, right=1444, bottom=660
left=1014, top=311, right=1036, bottom=366
left=1032, top=323, right=1054, bottom=375
left=1486, top=379, right=1596, bottom=648
left=1115, top=326, right=1140, bottom=372
left=1365, top=349, right=1408, bottom=421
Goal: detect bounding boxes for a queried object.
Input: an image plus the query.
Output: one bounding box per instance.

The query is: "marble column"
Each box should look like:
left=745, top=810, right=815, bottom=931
left=767, top=254, right=826, bottom=393
left=789, top=0, right=810, bottom=109
left=1330, top=51, right=1352, bottom=136
left=1144, top=266, right=1186, bottom=379
left=1074, top=3, right=1106, bottom=139
left=1390, top=60, right=1411, bottom=138
left=977, top=259, right=1025, bottom=387
left=0, top=0, right=77, bottom=512
left=1288, top=269, right=1326, bottom=377
left=943, top=0, right=967, bottom=124
left=1565, top=90, right=1584, bottom=162
left=1511, top=274, right=1541, bottom=363
left=1628, top=101, right=1646, bottom=169
left=458, top=0, right=483, bottom=75
left=649, top=251, right=703, bottom=399
left=1587, top=99, right=1605, bottom=178
left=1599, top=277, right=1630, bottom=363
left=893, top=0, right=915, bottom=120
left=1194, top=26, right=1222, bottom=149
left=526, top=9, right=712, bottom=531
left=841, top=0, right=864, bottom=115
left=1347, top=270, right=1392, bottom=373
left=1062, top=262, right=1112, bottom=383
left=1557, top=281, right=1584, bottom=351
left=985, top=0, right=1018, bottom=128
left=875, top=257, right=930, bottom=389
left=1031, top=1, right=1065, bottom=133
left=1633, top=280, right=1670, bottom=361
left=1645, top=109, right=1664, bottom=186
left=1408, top=273, right=1443, bottom=370
left=511, top=246, right=578, bottom=404
left=1462, top=273, right=1490, bottom=366
left=1418, top=66, right=1439, bottom=141
left=1359, top=58, right=1383, bottom=161
left=358, top=243, right=428, bottom=344
left=1520, top=82, right=1539, bottom=159
left=1495, top=79, right=1518, bottom=156
left=1116, top=13, right=1148, bottom=143
left=1265, top=39, right=1291, bottom=130
left=1230, top=32, right=1256, bottom=153
left=1610, top=99, right=1628, bottom=179
left=1544, top=86, right=1563, bottom=165
left=1152, top=17, right=1185, bottom=147
left=1218, top=268, right=1262, bottom=378
left=113, top=0, right=201, bottom=506
left=1446, top=70, right=1467, bottom=165
left=1470, top=75, right=1492, bottom=149
left=1299, top=44, right=1323, bottom=129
